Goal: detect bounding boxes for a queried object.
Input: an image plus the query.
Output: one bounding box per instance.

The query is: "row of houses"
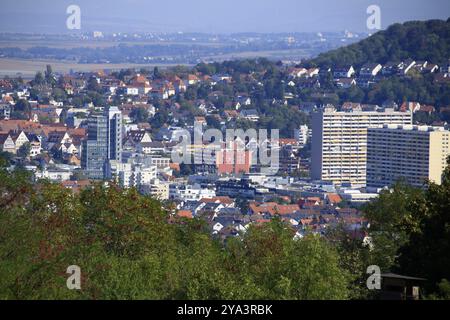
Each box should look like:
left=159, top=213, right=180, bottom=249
left=172, top=191, right=367, bottom=239
left=0, top=119, right=85, bottom=163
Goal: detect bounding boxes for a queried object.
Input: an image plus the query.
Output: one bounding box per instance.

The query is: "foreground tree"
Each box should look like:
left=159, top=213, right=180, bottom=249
left=362, top=157, right=450, bottom=297
left=397, top=158, right=450, bottom=295
left=0, top=168, right=351, bottom=299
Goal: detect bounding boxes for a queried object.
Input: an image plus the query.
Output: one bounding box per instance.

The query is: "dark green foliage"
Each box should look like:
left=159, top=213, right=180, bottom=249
left=311, top=20, right=450, bottom=68
left=396, top=159, right=450, bottom=294
left=361, top=158, right=450, bottom=296
left=17, top=142, right=31, bottom=158
left=14, top=99, right=31, bottom=113
left=366, top=75, right=450, bottom=108
left=130, top=107, right=149, bottom=123
left=87, top=77, right=101, bottom=92
left=0, top=168, right=349, bottom=299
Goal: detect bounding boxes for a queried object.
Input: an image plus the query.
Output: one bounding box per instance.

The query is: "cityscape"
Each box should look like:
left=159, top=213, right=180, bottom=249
left=0, top=0, right=449, bottom=307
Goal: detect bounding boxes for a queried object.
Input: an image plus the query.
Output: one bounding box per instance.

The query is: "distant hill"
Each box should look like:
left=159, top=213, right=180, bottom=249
left=309, top=19, right=450, bottom=68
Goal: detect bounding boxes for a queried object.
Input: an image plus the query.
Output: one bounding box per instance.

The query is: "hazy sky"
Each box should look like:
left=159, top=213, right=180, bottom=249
left=0, top=0, right=448, bottom=34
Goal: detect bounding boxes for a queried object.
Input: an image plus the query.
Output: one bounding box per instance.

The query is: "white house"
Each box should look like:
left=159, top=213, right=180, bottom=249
left=359, top=63, right=382, bottom=77
left=126, top=87, right=140, bottom=96
left=335, top=78, right=356, bottom=88
left=35, top=169, right=71, bottom=182
left=169, top=183, right=216, bottom=202
left=333, top=66, right=355, bottom=78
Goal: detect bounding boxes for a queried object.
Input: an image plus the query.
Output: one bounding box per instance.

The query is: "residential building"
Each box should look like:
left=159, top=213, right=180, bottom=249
left=109, top=161, right=157, bottom=190
left=0, top=104, right=11, bottom=120
left=359, top=63, right=382, bottom=77
left=0, top=130, right=32, bottom=155
left=215, top=179, right=256, bottom=199
left=367, top=124, right=450, bottom=188
left=35, top=169, right=72, bottom=182
left=12, top=130, right=29, bottom=151
left=333, top=66, right=355, bottom=78
left=335, top=78, right=356, bottom=88
left=311, top=106, right=412, bottom=187
left=294, top=125, right=310, bottom=146
left=216, top=142, right=252, bottom=175
left=169, top=183, right=216, bottom=202
left=398, top=59, right=416, bottom=75
left=81, top=107, right=122, bottom=179
left=239, top=109, right=259, bottom=122
left=27, top=133, right=42, bottom=157
left=141, top=179, right=170, bottom=200
left=0, top=133, right=15, bottom=153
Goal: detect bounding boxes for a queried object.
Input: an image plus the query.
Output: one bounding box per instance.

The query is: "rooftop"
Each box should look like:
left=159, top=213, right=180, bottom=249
left=375, top=124, right=448, bottom=132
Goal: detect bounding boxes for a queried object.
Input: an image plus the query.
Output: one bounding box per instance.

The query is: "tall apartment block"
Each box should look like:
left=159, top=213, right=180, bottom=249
left=81, top=106, right=122, bottom=179
left=367, top=124, right=450, bottom=188
left=106, top=106, right=123, bottom=163
left=311, top=106, right=412, bottom=187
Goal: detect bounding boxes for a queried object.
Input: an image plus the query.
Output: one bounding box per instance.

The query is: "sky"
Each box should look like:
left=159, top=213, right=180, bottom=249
left=0, top=0, right=448, bottom=34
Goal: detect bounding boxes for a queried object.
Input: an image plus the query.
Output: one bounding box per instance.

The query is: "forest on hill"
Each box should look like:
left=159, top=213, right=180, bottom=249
left=309, top=19, right=450, bottom=68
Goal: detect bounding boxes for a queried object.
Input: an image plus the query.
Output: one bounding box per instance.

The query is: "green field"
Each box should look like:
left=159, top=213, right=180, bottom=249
left=0, top=58, right=187, bottom=78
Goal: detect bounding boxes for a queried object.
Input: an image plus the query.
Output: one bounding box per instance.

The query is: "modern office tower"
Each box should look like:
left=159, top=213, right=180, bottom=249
left=81, top=114, right=108, bottom=179
left=367, top=124, right=450, bottom=188
left=81, top=107, right=122, bottom=179
left=311, top=106, right=412, bottom=187
left=106, top=106, right=122, bottom=162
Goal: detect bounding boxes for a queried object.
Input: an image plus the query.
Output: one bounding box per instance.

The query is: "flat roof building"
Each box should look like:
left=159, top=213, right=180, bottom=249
left=367, top=124, right=450, bottom=188
left=311, top=107, right=412, bottom=187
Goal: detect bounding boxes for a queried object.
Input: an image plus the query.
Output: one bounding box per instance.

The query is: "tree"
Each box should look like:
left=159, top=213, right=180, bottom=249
left=130, top=107, right=149, bottom=123
left=87, top=77, right=101, bottom=92
left=45, top=65, right=55, bottom=86
left=311, top=20, right=450, bottom=68
left=33, top=71, right=45, bottom=86
left=52, top=88, right=67, bottom=101
left=225, top=219, right=350, bottom=299
left=14, top=99, right=31, bottom=113
left=362, top=181, right=427, bottom=271
left=150, top=109, right=169, bottom=129
left=396, top=157, right=450, bottom=293
left=17, top=142, right=31, bottom=158
left=179, top=163, right=192, bottom=176
left=326, top=224, right=374, bottom=299
left=0, top=169, right=354, bottom=299
left=184, top=86, right=197, bottom=100
left=206, top=115, right=221, bottom=130
left=361, top=158, right=450, bottom=296
left=153, top=66, right=162, bottom=79
left=235, top=197, right=249, bottom=214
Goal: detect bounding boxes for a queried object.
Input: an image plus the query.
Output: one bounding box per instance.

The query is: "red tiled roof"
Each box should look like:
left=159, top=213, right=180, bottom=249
left=326, top=193, right=342, bottom=204
left=177, top=210, right=193, bottom=219
left=61, top=180, right=91, bottom=193
left=249, top=202, right=300, bottom=216
left=200, top=196, right=234, bottom=205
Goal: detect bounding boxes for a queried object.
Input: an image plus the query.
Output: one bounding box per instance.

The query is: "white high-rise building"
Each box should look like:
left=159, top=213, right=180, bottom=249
left=367, top=125, right=450, bottom=188
left=109, top=161, right=157, bottom=190
left=311, top=106, right=412, bottom=187
left=294, top=125, right=310, bottom=146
